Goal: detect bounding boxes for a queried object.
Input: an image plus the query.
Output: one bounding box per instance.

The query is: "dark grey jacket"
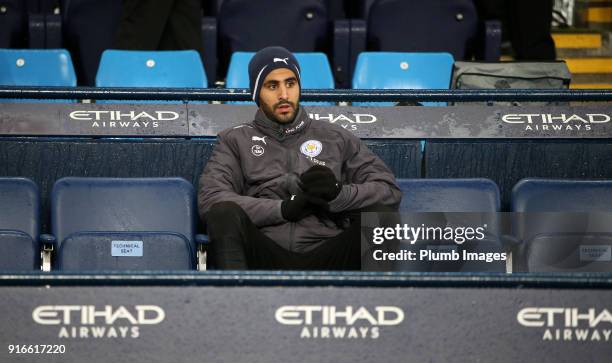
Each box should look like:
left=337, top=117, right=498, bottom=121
left=198, top=106, right=402, bottom=252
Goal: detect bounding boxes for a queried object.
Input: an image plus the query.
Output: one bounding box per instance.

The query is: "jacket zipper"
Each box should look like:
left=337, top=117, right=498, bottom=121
left=286, top=136, right=297, bottom=252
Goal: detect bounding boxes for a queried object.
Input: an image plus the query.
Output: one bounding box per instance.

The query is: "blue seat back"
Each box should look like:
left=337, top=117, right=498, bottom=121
left=226, top=52, right=334, bottom=89
left=397, top=178, right=500, bottom=212
left=226, top=51, right=334, bottom=105
left=512, top=179, right=612, bottom=272
left=352, top=52, right=454, bottom=106
left=0, top=177, right=40, bottom=270
left=51, top=177, right=197, bottom=270
left=218, top=0, right=330, bottom=77
left=512, top=179, right=612, bottom=212
left=367, top=0, right=478, bottom=60
left=391, top=178, right=503, bottom=272
left=0, top=49, right=77, bottom=86
left=96, top=50, right=207, bottom=88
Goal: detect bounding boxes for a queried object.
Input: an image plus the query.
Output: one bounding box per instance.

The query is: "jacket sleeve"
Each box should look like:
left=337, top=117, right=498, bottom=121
left=198, top=132, right=285, bottom=227
left=327, top=133, right=402, bottom=212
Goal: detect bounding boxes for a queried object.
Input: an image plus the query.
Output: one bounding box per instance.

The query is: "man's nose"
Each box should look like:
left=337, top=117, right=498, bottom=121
left=278, top=85, right=288, bottom=100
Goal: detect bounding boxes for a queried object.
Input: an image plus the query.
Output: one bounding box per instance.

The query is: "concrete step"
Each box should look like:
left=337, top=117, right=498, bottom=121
left=570, top=83, right=612, bottom=88
left=553, top=29, right=612, bottom=57
left=580, top=0, right=612, bottom=31
left=571, top=72, right=612, bottom=88
left=586, top=3, right=612, bottom=23
left=553, top=32, right=602, bottom=49
left=564, top=57, right=612, bottom=73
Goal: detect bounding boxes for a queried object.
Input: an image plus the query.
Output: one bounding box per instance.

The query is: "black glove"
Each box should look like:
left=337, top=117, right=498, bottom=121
left=300, top=165, right=342, bottom=201
left=281, top=192, right=313, bottom=222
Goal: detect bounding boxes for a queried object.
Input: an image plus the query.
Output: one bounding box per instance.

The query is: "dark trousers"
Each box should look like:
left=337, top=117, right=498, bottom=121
left=205, top=201, right=396, bottom=270
left=115, top=0, right=203, bottom=54
left=475, top=0, right=556, bottom=60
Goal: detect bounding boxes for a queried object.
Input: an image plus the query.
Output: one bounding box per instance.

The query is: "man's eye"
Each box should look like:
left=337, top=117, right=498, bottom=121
left=286, top=81, right=295, bottom=87
left=267, top=84, right=277, bottom=90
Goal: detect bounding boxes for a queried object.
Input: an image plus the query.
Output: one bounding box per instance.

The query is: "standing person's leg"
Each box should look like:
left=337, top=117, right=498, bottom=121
left=205, top=201, right=297, bottom=270
left=508, top=0, right=556, bottom=60
left=114, top=0, right=174, bottom=50
left=162, top=0, right=203, bottom=53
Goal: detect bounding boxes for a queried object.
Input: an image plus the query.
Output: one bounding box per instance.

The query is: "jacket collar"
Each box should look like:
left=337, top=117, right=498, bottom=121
left=253, top=106, right=310, bottom=141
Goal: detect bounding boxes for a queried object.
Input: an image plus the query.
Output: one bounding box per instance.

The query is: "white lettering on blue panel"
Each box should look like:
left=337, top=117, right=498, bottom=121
left=580, top=245, right=611, bottom=262
left=111, top=241, right=143, bottom=257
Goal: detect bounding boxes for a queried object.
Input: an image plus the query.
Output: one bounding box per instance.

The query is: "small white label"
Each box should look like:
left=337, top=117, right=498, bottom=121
left=112, top=241, right=143, bottom=257
left=579, top=245, right=611, bottom=262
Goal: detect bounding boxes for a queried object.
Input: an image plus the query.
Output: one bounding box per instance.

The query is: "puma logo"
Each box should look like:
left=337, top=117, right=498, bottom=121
left=252, top=135, right=267, bottom=145
left=273, top=57, right=289, bottom=65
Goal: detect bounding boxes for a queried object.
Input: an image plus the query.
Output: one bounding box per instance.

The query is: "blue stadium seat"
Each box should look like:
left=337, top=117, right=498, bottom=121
left=226, top=51, right=335, bottom=106
left=206, top=0, right=347, bottom=19
left=0, top=48, right=76, bottom=86
left=0, top=48, right=76, bottom=102
left=96, top=49, right=207, bottom=104
left=96, top=49, right=207, bottom=88
left=392, top=178, right=505, bottom=272
left=366, top=0, right=479, bottom=60
left=352, top=52, right=454, bottom=106
left=216, top=0, right=334, bottom=83
left=50, top=177, right=200, bottom=271
left=0, top=177, right=40, bottom=271
left=397, top=178, right=500, bottom=212
left=512, top=178, right=612, bottom=272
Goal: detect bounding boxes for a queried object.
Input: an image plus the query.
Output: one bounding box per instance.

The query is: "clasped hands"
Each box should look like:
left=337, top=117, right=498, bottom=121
left=281, top=165, right=342, bottom=221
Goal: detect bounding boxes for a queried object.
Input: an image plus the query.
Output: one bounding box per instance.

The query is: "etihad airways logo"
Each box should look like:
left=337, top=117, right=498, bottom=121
left=69, top=110, right=180, bottom=128
left=275, top=305, right=404, bottom=339
left=32, top=305, right=165, bottom=339
left=517, top=307, right=612, bottom=342
left=309, top=113, right=377, bottom=131
left=501, top=113, right=610, bottom=132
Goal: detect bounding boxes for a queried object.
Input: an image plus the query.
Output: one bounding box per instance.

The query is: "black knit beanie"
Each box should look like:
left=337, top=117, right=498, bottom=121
left=248, top=46, right=301, bottom=106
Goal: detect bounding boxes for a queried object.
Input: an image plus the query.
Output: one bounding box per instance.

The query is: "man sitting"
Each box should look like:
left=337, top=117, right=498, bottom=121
left=198, top=46, right=401, bottom=269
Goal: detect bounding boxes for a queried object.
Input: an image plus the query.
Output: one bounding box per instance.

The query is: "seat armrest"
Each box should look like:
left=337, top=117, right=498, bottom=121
left=195, top=234, right=209, bottom=271
left=28, top=13, right=45, bottom=48
left=348, top=19, right=367, bottom=88
left=39, top=234, right=56, bottom=272
left=333, top=19, right=350, bottom=88
left=40, top=233, right=57, bottom=248
left=480, top=20, right=501, bottom=61
left=501, top=234, right=521, bottom=249
left=195, top=234, right=210, bottom=245
left=45, top=13, right=62, bottom=48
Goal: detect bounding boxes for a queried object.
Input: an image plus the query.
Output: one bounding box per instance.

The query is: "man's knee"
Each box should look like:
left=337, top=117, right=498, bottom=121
left=209, top=201, right=245, bottom=216
left=206, top=201, right=248, bottom=226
